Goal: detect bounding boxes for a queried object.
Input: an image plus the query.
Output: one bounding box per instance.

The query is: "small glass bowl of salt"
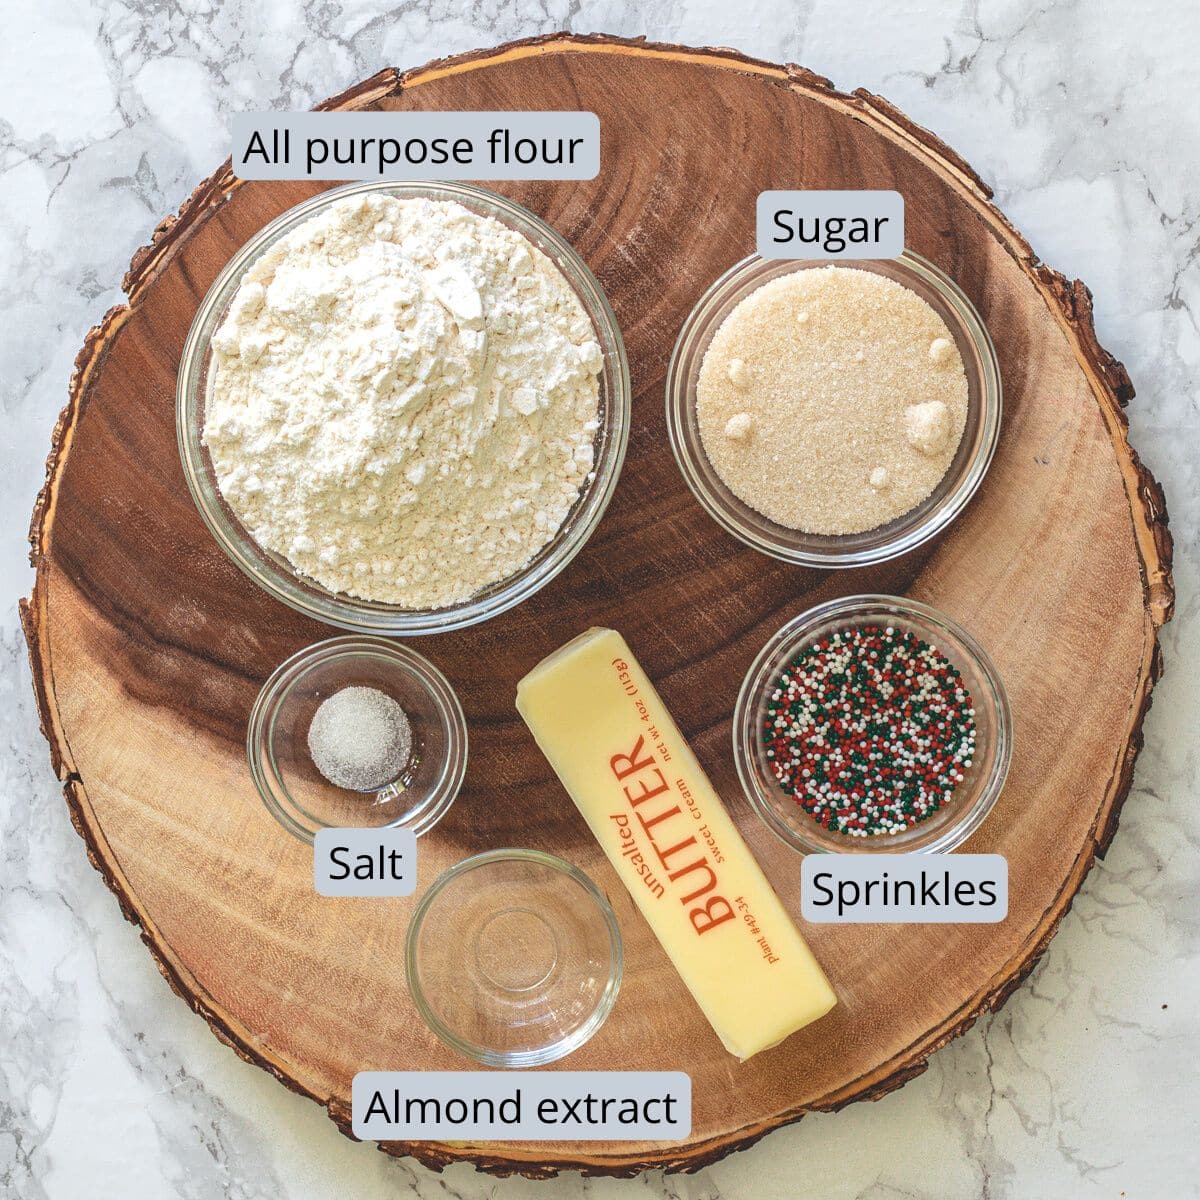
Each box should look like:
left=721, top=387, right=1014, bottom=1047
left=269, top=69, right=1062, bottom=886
left=248, top=637, right=467, bottom=842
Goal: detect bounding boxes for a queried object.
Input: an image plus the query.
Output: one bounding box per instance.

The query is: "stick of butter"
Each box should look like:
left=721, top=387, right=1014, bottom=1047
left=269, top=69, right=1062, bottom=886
left=516, top=627, right=836, bottom=1060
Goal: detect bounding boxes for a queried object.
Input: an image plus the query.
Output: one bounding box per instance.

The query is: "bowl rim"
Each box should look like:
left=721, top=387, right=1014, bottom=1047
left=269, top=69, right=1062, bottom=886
left=177, top=179, right=631, bottom=635
left=733, top=593, right=1012, bottom=855
left=405, top=847, right=624, bottom=1068
left=247, top=635, right=468, bottom=843
left=665, top=250, right=1002, bottom=567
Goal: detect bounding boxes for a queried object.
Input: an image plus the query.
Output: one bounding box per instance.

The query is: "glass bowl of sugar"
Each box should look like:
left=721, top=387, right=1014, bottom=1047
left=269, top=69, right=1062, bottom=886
left=248, top=636, right=467, bottom=843
left=177, top=181, right=630, bottom=635
left=665, top=252, right=1001, bottom=567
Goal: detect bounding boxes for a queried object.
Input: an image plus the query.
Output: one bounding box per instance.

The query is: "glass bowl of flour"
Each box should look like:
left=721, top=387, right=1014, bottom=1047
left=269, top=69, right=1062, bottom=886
left=178, top=182, right=629, bottom=634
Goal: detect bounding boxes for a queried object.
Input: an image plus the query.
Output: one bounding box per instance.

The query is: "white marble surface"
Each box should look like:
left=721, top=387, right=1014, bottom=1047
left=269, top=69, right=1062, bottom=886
left=2, top=1, right=1198, bottom=1196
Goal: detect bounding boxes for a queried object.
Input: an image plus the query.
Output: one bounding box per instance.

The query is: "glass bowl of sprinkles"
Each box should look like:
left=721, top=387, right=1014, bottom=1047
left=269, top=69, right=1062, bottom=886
left=665, top=252, right=1001, bottom=567
left=178, top=180, right=630, bottom=635
left=734, top=594, right=1011, bottom=854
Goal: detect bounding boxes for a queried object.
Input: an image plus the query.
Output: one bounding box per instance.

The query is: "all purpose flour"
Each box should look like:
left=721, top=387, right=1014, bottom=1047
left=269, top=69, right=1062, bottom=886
left=204, top=193, right=602, bottom=608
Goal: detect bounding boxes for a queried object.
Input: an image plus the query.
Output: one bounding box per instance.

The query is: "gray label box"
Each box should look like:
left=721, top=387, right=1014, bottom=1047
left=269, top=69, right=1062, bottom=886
left=314, top=827, right=416, bottom=897
left=757, top=190, right=904, bottom=259
left=801, top=853, right=1007, bottom=923
left=232, top=111, right=600, bottom=181
left=353, top=1072, right=691, bottom=1141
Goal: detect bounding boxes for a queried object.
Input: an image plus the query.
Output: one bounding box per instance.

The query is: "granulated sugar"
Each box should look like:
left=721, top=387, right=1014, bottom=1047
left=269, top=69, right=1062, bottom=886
left=696, top=267, right=968, bottom=534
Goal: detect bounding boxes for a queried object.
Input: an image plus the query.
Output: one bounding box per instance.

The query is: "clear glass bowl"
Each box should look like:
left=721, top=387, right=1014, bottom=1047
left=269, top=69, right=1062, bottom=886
left=248, top=636, right=467, bottom=843
left=665, top=252, right=1001, bottom=567
left=406, top=849, right=623, bottom=1068
left=177, top=181, right=630, bottom=635
left=734, top=594, right=1011, bottom=854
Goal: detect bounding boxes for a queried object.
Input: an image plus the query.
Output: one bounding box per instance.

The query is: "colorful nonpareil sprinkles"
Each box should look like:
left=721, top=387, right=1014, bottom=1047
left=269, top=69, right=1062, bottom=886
left=763, top=624, right=977, bottom=836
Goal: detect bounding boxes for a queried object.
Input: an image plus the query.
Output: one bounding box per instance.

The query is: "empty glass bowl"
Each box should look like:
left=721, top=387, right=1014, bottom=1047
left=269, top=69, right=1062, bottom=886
left=406, top=849, right=622, bottom=1067
left=734, top=594, right=1011, bottom=854
left=248, top=636, right=467, bottom=842
left=665, top=252, right=1001, bottom=567
left=177, top=180, right=630, bottom=635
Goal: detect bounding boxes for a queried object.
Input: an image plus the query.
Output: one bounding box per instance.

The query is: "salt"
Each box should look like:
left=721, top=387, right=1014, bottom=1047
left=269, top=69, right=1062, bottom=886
left=307, top=686, right=413, bottom=792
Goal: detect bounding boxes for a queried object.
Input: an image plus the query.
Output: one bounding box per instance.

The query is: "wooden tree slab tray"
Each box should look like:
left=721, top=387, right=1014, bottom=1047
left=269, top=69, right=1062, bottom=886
left=23, top=34, right=1173, bottom=1178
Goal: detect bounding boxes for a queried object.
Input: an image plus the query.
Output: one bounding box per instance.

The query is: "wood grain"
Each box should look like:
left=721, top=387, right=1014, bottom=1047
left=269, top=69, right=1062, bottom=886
left=22, top=34, right=1173, bottom=1178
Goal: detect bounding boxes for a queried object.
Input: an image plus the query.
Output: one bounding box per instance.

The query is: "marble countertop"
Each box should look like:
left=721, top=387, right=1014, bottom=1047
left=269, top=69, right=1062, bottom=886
left=2, top=2, right=1197, bottom=1197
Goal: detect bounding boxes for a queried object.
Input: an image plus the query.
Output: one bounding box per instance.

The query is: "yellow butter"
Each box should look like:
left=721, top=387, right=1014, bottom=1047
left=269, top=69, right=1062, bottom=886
left=516, top=627, right=836, bottom=1060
